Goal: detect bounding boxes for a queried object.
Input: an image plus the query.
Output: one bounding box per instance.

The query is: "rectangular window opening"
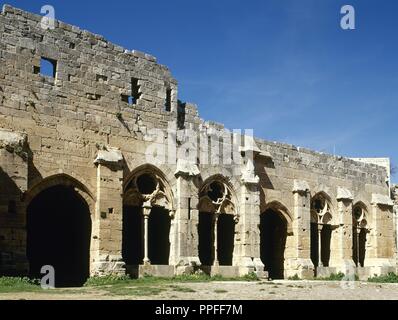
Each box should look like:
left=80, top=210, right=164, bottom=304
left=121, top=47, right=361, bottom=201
left=39, top=57, right=57, bottom=78
left=165, top=88, right=172, bottom=111
left=121, top=78, right=141, bottom=106
left=188, top=198, right=191, bottom=220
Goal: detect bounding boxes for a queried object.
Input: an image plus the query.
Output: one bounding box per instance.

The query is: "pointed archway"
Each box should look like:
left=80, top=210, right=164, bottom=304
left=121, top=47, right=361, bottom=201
left=198, top=178, right=238, bottom=267
left=310, top=193, right=333, bottom=272
left=27, top=185, right=91, bottom=287
left=352, top=203, right=368, bottom=267
left=260, top=208, right=288, bottom=279
left=123, top=167, right=174, bottom=267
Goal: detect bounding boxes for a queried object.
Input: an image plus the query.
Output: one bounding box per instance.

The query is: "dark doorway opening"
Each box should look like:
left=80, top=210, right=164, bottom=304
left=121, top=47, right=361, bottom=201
left=311, top=224, right=332, bottom=269
left=353, top=228, right=367, bottom=267
left=148, top=207, right=171, bottom=265
left=217, top=214, right=235, bottom=266
left=260, top=209, right=287, bottom=279
left=198, top=212, right=214, bottom=266
left=122, top=206, right=143, bottom=265
left=27, top=185, right=91, bottom=287
left=320, top=225, right=331, bottom=267
left=310, top=223, right=319, bottom=268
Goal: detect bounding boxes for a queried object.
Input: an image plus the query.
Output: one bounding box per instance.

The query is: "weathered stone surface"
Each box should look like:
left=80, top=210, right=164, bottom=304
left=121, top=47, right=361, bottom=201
left=175, top=159, right=200, bottom=177
left=292, top=180, right=310, bottom=193
left=371, top=193, right=394, bottom=207
left=0, top=5, right=396, bottom=281
left=337, top=187, right=353, bottom=201
left=94, top=147, right=123, bottom=166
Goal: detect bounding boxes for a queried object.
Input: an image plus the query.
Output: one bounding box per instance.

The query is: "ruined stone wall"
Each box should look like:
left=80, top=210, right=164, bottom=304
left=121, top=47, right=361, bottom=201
left=0, top=5, right=395, bottom=278
left=0, top=4, right=178, bottom=274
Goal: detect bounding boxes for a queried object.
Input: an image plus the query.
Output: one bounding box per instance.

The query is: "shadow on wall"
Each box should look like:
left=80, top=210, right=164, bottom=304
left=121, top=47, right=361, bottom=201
left=0, top=166, right=24, bottom=276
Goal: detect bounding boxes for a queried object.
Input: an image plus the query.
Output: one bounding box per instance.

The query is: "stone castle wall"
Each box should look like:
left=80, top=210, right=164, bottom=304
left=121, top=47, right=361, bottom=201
left=0, top=5, right=396, bottom=280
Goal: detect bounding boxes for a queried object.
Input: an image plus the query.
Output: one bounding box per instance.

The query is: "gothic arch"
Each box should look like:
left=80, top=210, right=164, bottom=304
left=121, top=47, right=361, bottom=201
left=262, top=201, right=293, bottom=234
left=197, top=174, right=238, bottom=267
left=198, top=174, right=239, bottom=218
left=123, top=164, right=175, bottom=267
left=353, top=201, right=369, bottom=227
left=25, top=174, right=93, bottom=287
left=311, top=191, right=333, bottom=224
left=352, top=201, right=369, bottom=267
left=24, top=173, right=95, bottom=213
left=310, top=191, right=334, bottom=270
left=199, top=167, right=241, bottom=197
left=124, top=164, right=175, bottom=212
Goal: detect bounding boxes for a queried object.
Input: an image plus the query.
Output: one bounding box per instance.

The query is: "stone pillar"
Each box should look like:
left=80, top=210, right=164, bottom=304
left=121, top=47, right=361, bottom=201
left=173, top=160, right=201, bottom=274
left=367, top=193, right=395, bottom=275
left=213, top=213, right=219, bottom=266
left=142, top=202, right=151, bottom=265
left=285, top=180, right=314, bottom=279
left=318, top=224, right=323, bottom=267
left=330, top=187, right=355, bottom=273
left=91, top=147, right=125, bottom=276
left=393, top=186, right=398, bottom=269
left=233, top=140, right=263, bottom=276
left=236, top=174, right=261, bottom=275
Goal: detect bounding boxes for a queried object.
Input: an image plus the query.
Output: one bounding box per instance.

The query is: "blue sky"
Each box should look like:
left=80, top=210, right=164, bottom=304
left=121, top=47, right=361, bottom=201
left=3, top=0, right=398, bottom=182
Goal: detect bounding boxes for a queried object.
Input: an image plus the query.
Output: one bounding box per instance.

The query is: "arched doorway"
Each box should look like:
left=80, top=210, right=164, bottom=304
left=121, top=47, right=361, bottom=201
left=260, top=209, right=287, bottom=279
left=27, top=185, right=91, bottom=287
left=352, top=204, right=368, bottom=267
left=123, top=169, right=173, bottom=266
left=198, top=179, right=237, bottom=267
left=310, top=193, right=333, bottom=272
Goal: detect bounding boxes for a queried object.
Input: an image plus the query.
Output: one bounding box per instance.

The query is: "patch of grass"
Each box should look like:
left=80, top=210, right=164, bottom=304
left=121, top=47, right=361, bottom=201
left=269, top=291, right=276, bottom=294
left=368, top=273, right=398, bottom=283
left=241, top=272, right=259, bottom=281
left=168, top=285, right=196, bottom=293
left=106, top=285, right=166, bottom=297
left=84, top=272, right=258, bottom=288
left=288, top=274, right=301, bottom=281
left=315, top=272, right=346, bottom=281
left=180, top=272, right=259, bottom=283
left=84, top=275, right=131, bottom=287
left=214, top=289, right=228, bottom=294
left=0, top=277, right=41, bottom=293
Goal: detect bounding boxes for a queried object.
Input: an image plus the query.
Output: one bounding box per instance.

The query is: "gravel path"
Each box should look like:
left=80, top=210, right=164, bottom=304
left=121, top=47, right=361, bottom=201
left=1, top=280, right=397, bottom=300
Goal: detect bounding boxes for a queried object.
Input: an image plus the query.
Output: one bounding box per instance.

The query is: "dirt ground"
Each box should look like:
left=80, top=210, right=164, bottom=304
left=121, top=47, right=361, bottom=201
left=1, top=280, right=398, bottom=300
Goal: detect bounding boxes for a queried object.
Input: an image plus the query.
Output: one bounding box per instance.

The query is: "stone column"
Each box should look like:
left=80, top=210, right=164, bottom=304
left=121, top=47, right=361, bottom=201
left=330, top=187, right=355, bottom=273
left=236, top=161, right=262, bottom=275
left=393, top=186, right=398, bottom=268
left=367, top=193, right=395, bottom=275
left=92, top=147, right=125, bottom=276
left=355, top=226, right=361, bottom=266
left=318, top=224, right=323, bottom=267
left=142, top=201, right=151, bottom=265
left=286, top=180, right=314, bottom=279
left=173, top=160, right=201, bottom=274
left=213, top=213, right=219, bottom=266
